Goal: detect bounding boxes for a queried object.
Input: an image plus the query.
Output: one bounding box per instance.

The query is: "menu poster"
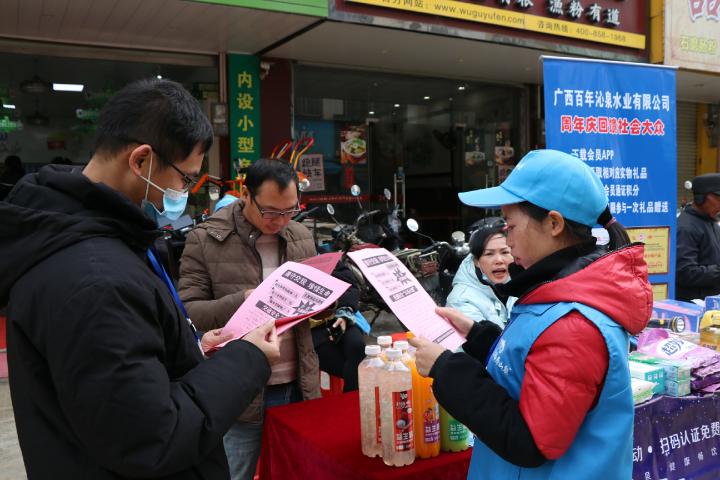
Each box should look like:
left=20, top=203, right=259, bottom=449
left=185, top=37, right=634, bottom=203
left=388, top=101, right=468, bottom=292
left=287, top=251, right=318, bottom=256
left=340, top=124, right=367, bottom=165
left=347, top=248, right=464, bottom=350
left=220, top=262, right=350, bottom=344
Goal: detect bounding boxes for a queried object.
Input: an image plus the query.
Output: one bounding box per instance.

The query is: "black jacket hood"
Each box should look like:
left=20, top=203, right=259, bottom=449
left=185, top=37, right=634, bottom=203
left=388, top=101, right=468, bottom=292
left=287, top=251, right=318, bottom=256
left=0, top=165, right=159, bottom=307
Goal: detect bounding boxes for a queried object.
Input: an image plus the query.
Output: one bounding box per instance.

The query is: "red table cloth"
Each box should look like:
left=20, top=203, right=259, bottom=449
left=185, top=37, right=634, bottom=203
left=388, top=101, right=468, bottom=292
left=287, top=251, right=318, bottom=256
left=259, top=391, right=471, bottom=480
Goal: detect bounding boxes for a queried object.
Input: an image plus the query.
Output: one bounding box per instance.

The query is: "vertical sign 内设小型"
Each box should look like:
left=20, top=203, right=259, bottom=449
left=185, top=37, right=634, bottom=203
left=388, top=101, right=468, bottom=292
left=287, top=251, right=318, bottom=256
left=228, top=54, right=261, bottom=178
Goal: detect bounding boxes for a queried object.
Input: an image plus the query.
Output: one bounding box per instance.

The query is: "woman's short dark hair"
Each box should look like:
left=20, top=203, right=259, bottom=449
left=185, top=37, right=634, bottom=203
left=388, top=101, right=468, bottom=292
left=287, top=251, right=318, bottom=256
left=469, top=217, right=507, bottom=258
left=94, top=78, right=213, bottom=166
left=244, top=159, right=299, bottom=197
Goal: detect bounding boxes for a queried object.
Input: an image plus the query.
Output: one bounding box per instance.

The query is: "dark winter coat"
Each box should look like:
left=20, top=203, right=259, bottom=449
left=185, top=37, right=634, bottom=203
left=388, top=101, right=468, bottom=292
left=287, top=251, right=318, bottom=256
left=0, top=165, right=270, bottom=480
left=675, top=204, right=720, bottom=301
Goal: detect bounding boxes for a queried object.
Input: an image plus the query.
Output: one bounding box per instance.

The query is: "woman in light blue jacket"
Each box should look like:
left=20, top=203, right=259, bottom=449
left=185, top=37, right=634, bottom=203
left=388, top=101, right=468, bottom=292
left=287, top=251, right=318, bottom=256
left=446, top=218, right=516, bottom=328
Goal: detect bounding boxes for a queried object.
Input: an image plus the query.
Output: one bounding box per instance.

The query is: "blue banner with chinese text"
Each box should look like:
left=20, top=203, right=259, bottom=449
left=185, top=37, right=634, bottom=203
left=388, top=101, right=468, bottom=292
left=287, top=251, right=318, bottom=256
left=544, top=57, right=677, bottom=299
left=633, top=396, right=720, bottom=480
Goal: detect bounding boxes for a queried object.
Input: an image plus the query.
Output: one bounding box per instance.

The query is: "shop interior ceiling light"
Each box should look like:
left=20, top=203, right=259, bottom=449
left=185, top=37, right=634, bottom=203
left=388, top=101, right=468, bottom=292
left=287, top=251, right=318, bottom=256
left=26, top=110, right=49, bottom=126
left=20, top=75, right=50, bottom=94
left=53, top=83, right=84, bottom=92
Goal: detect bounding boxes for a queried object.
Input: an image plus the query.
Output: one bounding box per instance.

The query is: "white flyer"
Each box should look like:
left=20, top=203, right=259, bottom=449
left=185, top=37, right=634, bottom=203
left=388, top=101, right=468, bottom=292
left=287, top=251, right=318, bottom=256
left=347, top=248, right=464, bottom=350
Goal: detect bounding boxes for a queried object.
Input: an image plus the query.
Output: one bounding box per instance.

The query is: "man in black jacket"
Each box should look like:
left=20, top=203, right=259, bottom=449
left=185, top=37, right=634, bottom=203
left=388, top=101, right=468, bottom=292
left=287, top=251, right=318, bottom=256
left=676, top=173, right=720, bottom=301
left=0, top=79, right=280, bottom=480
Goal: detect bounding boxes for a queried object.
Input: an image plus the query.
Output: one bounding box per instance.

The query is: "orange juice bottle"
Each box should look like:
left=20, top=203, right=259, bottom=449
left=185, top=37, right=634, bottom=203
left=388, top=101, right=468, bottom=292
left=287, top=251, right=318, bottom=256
left=411, top=362, right=440, bottom=458
left=396, top=339, right=441, bottom=459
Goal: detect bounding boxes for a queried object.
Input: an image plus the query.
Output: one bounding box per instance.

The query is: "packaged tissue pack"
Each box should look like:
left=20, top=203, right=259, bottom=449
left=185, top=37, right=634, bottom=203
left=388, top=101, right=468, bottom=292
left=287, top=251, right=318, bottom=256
left=631, top=378, right=656, bottom=405
left=628, top=361, right=665, bottom=394
left=664, top=379, right=691, bottom=397
left=628, top=352, right=692, bottom=382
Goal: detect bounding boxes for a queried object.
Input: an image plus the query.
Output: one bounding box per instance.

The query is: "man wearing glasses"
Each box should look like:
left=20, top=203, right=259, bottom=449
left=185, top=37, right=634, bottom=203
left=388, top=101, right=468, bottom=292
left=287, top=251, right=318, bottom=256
left=179, top=159, right=322, bottom=480
left=1, top=79, right=280, bottom=479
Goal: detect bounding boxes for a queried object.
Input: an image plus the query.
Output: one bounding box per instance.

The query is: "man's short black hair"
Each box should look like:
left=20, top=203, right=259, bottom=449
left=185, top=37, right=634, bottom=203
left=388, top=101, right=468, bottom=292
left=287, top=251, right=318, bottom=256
left=94, top=78, right=213, bottom=165
left=244, top=159, right=299, bottom=197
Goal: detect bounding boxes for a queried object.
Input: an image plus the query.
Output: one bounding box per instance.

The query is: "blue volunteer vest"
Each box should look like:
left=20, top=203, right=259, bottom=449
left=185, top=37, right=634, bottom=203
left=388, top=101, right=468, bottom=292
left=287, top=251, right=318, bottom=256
left=468, top=301, right=634, bottom=480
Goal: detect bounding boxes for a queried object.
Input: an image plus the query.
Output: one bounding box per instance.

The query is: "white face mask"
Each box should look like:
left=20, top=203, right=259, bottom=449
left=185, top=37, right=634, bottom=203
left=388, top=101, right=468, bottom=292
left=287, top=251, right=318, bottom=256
left=138, top=153, right=189, bottom=222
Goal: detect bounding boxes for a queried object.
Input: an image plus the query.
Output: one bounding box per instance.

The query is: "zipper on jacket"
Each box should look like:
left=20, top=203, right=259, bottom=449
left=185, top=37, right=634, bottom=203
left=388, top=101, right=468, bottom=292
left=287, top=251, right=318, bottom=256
left=248, top=231, right=264, bottom=285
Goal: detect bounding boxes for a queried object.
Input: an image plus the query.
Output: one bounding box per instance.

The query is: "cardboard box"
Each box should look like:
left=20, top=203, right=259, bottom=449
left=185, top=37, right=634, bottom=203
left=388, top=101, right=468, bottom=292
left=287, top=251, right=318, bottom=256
left=705, top=295, right=720, bottom=311
left=651, top=299, right=705, bottom=333
left=629, top=361, right=666, bottom=394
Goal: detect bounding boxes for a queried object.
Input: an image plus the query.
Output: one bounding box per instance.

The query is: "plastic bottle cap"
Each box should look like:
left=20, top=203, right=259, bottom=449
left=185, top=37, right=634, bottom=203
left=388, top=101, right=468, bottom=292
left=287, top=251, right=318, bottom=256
left=385, top=348, right=401, bottom=360
left=365, top=345, right=381, bottom=356
left=393, top=340, right=409, bottom=351
left=377, top=335, right=392, bottom=347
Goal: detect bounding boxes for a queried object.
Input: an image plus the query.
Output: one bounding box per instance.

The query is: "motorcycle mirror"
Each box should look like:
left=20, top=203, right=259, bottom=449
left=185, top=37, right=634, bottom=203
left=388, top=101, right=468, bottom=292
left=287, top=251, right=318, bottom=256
left=451, top=231, right=466, bottom=244
left=326, top=204, right=336, bottom=216
left=350, top=185, right=362, bottom=196
left=383, top=188, right=392, bottom=200
left=208, top=186, right=220, bottom=202
left=406, top=218, right=419, bottom=232
left=299, top=178, right=311, bottom=192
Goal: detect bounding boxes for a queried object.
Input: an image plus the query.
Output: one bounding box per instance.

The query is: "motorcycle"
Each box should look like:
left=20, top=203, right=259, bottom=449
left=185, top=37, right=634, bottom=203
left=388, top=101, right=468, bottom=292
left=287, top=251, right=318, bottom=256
left=321, top=185, right=401, bottom=253
left=155, top=213, right=209, bottom=282
left=395, top=219, right=470, bottom=306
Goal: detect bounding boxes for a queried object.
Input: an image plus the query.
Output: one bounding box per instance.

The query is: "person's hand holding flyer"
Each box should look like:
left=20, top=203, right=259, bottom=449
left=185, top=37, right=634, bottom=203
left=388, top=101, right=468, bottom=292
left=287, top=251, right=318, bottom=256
left=347, top=248, right=464, bottom=350
left=217, top=261, right=350, bottom=348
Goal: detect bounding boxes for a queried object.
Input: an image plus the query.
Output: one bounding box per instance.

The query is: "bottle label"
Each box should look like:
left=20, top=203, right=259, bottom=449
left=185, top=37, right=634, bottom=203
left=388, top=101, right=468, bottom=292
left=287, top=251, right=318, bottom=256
left=423, top=404, right=440, bottom=443
left=448, top=418, right=468, bottom=442
left=392, top=390, right=414, bottom=451
left=375, top=386, right=382, bottom=443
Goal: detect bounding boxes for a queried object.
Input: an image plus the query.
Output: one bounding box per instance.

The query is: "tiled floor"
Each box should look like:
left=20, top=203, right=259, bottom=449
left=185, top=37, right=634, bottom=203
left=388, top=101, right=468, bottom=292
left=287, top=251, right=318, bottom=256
left=0, top=379, right=26, bottom=480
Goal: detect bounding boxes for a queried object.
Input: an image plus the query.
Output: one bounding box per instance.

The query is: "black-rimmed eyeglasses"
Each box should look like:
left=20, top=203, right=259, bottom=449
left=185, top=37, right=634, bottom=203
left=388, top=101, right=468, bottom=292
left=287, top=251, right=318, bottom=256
left=251, top=196, right=301, bottom=219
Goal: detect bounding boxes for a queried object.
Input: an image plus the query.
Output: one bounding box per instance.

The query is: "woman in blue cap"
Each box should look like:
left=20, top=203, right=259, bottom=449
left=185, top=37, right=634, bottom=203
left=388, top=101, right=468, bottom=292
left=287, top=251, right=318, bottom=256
left=409, top=149, right=651, bottom=479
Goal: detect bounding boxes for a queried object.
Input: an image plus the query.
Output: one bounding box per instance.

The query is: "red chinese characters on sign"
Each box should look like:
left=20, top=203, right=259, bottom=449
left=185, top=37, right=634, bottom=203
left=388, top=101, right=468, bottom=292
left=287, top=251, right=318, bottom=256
left=561, top=116, right=573, bottom=132
left=598, top=116, right=609, bottom=133
left=559, top=115, right=666, bottom=136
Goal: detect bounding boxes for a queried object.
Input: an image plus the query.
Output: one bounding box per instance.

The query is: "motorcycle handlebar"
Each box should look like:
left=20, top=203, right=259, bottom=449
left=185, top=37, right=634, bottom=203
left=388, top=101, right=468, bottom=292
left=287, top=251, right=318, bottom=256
left=354, top=209, right=383, bottom=227
left=420, top=241, right=450, bottom=255
left=293, top=206, right=321, bottom=223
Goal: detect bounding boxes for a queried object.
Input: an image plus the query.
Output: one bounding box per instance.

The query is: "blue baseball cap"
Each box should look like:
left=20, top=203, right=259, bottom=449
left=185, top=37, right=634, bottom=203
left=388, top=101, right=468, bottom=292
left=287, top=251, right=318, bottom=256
left=459, top=149, right=608, bottom=227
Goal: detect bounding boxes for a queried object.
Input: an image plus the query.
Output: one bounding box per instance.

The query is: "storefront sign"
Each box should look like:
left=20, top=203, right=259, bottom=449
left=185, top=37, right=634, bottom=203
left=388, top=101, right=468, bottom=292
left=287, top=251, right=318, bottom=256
left=632, top=396, right=720, bottom=480
left=228, top=54, right=261, bottom=178
left=543, top=57, right=677, bottom=298
left=299, top=154, right=326, bottom=192
left=665, top=0, right=720, bottom=73
left=345, top=0, right=644, bottom=48
left=195, top=0, right=328, bottom=17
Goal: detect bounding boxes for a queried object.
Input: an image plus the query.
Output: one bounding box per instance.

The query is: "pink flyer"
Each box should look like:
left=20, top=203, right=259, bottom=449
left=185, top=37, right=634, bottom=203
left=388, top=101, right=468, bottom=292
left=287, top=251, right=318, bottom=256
left=221, top=262, right=350, bottom=342
left=301, top=251, right=344, bottom=275
left=347, top=248, right=464, bottom=350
